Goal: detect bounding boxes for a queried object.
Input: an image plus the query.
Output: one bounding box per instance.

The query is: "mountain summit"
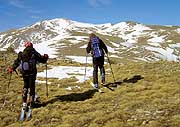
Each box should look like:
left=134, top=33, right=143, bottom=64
left=0, top=18, right=180, bottom=61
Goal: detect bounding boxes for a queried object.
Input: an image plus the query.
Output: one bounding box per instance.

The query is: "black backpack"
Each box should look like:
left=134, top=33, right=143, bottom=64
left=91, top=37, right=103, bottom=58
left=19, top=48, right=36, bottom=74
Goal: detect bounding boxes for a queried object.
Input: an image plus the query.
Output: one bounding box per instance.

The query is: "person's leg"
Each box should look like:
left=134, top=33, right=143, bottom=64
left=26, top=75, right=36, bottom=120
left=100, top=66, right=105, bottom=85
left=93, top=58, right=98, bottom=89
left=22, top=76, right=29, bottom=105
left=99, top=56, right=105, bottom=85
left=29, top=75, right=36, bottom=107
left=19, top=76, right=29, bottom=121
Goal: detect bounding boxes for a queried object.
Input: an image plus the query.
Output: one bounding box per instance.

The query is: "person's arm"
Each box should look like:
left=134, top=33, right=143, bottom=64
left=12, top=52, right=22, bottom=70
left=86, top=41, right=91, bottom=54
left=100, top=39, right=108, bottom=54
left=33, top=49, right=48, bottom=63
left=7, top=52, right=22, bottom=73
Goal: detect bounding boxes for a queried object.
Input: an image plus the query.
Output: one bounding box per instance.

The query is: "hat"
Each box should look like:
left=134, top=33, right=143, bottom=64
left=24, top=42, right=33, bottom=47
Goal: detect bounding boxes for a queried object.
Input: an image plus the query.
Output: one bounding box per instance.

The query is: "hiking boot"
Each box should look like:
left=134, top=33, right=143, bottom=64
left=93, top=84, right=99, bottom=90
left=26, top=106, right=32, bottom=120
left=19, top=103, right=27, bottom=122
left=34, top=94, right=40, bottom=103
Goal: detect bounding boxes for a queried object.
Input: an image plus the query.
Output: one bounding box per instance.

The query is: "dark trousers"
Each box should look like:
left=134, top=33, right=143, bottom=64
left=22, top=74, right=36, bottom=105
left=93, top=56, right=105, bottom=85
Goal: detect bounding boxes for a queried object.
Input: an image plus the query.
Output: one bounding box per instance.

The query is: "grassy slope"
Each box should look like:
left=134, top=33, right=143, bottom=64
left=0, top=52, right=180, bottom=127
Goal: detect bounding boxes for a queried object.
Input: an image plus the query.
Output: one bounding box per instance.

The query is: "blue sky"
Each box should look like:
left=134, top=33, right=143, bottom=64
left=0, top=0, right=179, bottom=32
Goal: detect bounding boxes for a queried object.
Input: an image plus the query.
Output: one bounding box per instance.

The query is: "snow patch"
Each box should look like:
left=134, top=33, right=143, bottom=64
left=66, top=56, right=92, bottom=64
left=169, top=43, right=180, bottom=48
left=36, top=80, right=51, bottom=84
left=107, top=46, right=118, bottom=53
left=148, top=42, right=161, bottom=47
left=176, top=28, right=180, bottom=34
left=15, top=41, right=58, bottom=58
left=37, top=66, right=93, bottom=83
left=0, top=34, right=6, bottom=41
left=120, top=41, right=133, bottom=48
left=80, top=44, right=87, bottom=48
left=166, top=40, right=173, bottom=43
left=145, top=46, right=178, bottom=61
left=110, top=41, right=120, bottom=48
left=148, top=35, right=165, bottom=43
left=109, top=54, right=119, bottom=58
left=65, top=36, right=88, bottom=44
left=15, top=32, right=71, bottom=58
left=65, top=86, right=81, bottom=91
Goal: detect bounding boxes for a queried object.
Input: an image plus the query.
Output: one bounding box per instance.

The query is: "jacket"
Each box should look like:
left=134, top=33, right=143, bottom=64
left=86, top=38, right=108, bottom=57
left=12, top=47, right=48, bottom=76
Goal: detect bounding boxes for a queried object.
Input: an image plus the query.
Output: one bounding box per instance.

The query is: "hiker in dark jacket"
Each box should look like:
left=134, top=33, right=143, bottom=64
left=86, top=33, right=108, bottom=90
left=7, top=42, right=48, bottom=120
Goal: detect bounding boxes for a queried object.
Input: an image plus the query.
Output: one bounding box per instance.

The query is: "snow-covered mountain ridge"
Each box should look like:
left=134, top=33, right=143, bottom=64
left=0, top=18, right=180, bottom=62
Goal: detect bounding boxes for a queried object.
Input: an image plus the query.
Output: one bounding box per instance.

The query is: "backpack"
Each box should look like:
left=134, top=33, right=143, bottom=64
left=91, top=37, right=103, bottom=58
left=19, top=48, right=36, bottom=74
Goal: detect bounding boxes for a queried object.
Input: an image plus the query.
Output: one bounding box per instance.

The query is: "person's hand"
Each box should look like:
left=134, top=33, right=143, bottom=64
left=7, top=67, right=14, bottom=73
left=44, top=54, right=49, bottom=59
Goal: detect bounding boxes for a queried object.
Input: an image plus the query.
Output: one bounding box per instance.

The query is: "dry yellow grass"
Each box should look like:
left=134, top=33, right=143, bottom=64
left=0, top=51, right=180, bottom=127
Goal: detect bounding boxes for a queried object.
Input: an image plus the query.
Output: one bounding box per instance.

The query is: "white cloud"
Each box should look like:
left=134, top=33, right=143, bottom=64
left=9, top=0, right=28, bottom=9
left=88, top=0, right=111, bottom=7
left=28, top=9, right=44, bottom=14
left=30, top=15, right=41, bottom=19
left=8, top=0, right=43, bottom=19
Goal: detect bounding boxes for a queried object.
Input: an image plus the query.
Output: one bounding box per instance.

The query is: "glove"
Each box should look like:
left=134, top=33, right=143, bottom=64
left=43, top=54, right=49, bottom=59
left=7, top=67, right=14, bottom=73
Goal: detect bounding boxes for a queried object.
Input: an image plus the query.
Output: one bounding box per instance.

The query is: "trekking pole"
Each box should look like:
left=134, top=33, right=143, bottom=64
left=106, top=55, right=116, bottom=83
left=6, top=70, right=18, bottom=95
left=84, top=54, right=88, bottom=81
left=45, top=62, right=48, bottom=97
left=7, top=73, right=12, bottom=93
left=3, top=73, right=12, bottom=105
